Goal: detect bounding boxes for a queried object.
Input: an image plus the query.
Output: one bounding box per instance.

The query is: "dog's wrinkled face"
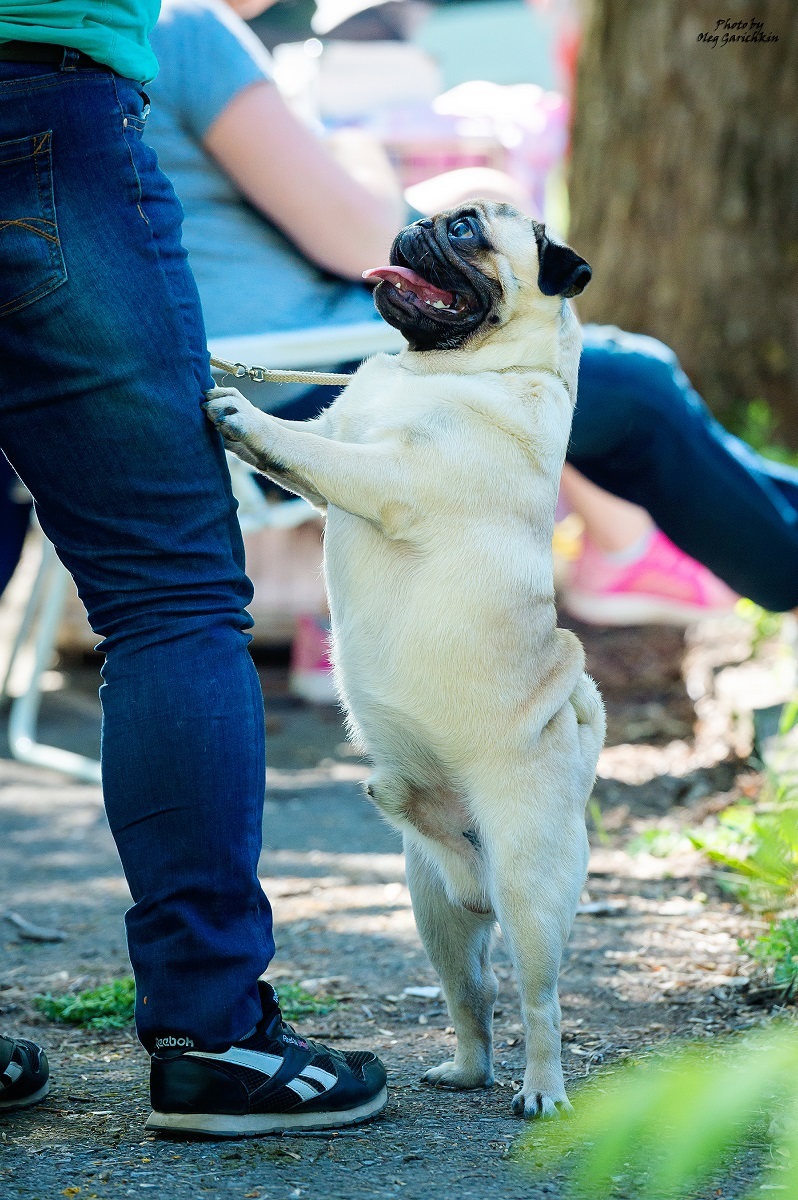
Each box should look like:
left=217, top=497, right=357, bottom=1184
left=364, top=202, right=591, bottom=352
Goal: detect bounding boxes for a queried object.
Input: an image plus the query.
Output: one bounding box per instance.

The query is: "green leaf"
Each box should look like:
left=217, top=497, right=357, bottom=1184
left=521, top=1029, right=798, bottom=1200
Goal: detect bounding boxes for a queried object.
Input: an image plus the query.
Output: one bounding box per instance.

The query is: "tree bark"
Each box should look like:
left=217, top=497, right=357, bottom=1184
left=568, top=0, right=798, bottom=444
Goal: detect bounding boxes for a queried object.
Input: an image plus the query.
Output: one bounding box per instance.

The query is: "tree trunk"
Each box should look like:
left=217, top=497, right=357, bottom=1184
left=568, top=0, right=798, bottom=445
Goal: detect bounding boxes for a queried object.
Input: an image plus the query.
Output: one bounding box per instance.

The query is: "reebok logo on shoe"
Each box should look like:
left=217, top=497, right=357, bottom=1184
left=154, top=1036, right=195, bottom=1050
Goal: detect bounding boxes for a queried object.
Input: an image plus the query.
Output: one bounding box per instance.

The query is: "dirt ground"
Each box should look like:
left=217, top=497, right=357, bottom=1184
left=0, top=610, right=794, bottom=1200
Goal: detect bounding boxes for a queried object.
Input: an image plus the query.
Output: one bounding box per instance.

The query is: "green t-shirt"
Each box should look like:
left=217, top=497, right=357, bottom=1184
left=0, top=1, right=160, bottom=82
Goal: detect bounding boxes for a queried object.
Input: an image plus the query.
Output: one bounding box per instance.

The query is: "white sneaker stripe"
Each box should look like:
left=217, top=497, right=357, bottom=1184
left=186, top=1048, right=284, bottom=1076
left=286, top=1078, right=320, bottom=1103
left=299, top=1064, right=337, bottom=1090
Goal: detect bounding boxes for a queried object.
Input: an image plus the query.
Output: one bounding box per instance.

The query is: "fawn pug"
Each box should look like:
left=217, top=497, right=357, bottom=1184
left=204, top=202, right=605, bottom=1118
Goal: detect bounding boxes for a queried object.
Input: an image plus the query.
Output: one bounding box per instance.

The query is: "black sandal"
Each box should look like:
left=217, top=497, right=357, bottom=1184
left=0, top=1035, right=49, bottom=1111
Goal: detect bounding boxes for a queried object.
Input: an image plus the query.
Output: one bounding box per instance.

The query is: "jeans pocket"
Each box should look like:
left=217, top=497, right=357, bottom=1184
left=0, top=129, right=67, bottom=317
left=121, top=86, right=151, bottom=134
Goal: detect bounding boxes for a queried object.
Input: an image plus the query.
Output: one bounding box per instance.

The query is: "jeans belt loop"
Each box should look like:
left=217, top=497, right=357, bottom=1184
left=60, top=47, right=81, bottom=72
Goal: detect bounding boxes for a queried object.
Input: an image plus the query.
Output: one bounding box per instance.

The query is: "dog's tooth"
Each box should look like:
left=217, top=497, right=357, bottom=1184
left=432, top=300, right=447, bottom=309
left=395, top=280, right=402, bottom=289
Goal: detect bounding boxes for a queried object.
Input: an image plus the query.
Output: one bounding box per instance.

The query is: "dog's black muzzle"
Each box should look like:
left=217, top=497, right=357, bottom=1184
left=375, top=217, right=498, bottom=352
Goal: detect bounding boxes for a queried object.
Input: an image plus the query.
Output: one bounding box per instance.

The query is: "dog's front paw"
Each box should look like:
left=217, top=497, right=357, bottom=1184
left=203, top=386, right=258, bottom=445
left=422, top=1060, right=494, bottom=1090
left=511, top=1088, right=573, bottom=1120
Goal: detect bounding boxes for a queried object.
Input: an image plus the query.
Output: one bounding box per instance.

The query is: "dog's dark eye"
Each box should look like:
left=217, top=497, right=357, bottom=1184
left=449, top=218, right=474, bottom=240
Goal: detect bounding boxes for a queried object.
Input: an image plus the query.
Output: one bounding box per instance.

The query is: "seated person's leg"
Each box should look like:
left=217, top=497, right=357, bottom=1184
left=569, top=325, right=798, bottom=611
left=558, top=464, right=737, bottom=624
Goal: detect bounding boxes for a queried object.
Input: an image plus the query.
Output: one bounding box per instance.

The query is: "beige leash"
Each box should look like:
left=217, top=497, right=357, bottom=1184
left=210, top=354, right=352, bottom=387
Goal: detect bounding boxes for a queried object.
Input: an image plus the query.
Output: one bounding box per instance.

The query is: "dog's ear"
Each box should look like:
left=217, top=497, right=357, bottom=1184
left=534, top=226, right=592, bottom=299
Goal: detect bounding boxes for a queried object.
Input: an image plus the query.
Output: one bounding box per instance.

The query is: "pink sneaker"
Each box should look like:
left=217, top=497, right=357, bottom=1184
left=561, top=530, right=738, bottom=626
left=289, top=613, right=338, bottom=704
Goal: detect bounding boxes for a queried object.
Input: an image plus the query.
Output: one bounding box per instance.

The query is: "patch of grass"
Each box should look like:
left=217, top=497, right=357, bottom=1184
left=33, top=977, right=338, bottom=1031
left=34, top=977, right=135, bottom=1030
left=744, top=916, right=798, bottom=999
left=274, top=982, right=337, bottom=1020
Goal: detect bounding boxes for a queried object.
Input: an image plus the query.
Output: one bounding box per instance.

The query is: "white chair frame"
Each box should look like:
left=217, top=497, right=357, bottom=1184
left=1, top=323, right=402, bottom=783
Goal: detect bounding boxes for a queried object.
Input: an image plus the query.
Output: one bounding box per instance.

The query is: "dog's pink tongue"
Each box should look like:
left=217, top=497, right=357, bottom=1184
left=363, top=265, right=453, bottom=306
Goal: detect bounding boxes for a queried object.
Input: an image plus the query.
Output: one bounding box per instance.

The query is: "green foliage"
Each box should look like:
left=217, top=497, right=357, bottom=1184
left=588, top=798, right=610, bottom=845
left=626, top=827, right=691, bottom=858
left=274, top=981, right=338, bottom=1020
left=780, top=695, right=798, bottom=738
left=734, top=398, right=798, bottom=469
left=745, top=917, right=798, bottom=998
left=518, top=1028, right=798, bottom=1200
left=33, top=977, right=337, bottom=1031
left=689, top=762, right=798, bottom=911
left=735, top=597, right=784, bottom=652
left=34, top=977, right=136, bottom=1030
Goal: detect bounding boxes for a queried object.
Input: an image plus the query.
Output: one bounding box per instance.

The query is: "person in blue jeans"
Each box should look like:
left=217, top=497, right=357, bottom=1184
left=0, top=33, right=386, bottom=1136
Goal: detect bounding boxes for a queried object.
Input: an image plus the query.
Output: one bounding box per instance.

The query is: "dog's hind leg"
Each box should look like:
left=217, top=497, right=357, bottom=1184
left=405, top=837, right=497, bottom=1090
left=472, top=745, right=590, bottom=1118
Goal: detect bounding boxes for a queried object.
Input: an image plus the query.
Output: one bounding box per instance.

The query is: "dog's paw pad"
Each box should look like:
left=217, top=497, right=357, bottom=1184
left=203, top=395, right=252, bottom=441
left=512, top=1090, right=572, bottom=1120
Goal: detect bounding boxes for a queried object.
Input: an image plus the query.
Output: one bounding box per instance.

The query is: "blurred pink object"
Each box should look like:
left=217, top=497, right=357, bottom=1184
left=562, top=530, right=739, bottom=626
left=365, top=81, right=569, bottom=214
left=289, top=613, right=338, bottom=704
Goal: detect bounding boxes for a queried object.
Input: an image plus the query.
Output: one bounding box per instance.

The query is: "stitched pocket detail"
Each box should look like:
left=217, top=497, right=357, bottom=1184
left=0, top=130, right=67, bottom=317
left=123, top=86, right=150, bottom=133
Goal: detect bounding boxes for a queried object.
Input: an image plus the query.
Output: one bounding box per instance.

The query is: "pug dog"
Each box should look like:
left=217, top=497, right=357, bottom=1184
left=204, top=202, right=605, bottom=1119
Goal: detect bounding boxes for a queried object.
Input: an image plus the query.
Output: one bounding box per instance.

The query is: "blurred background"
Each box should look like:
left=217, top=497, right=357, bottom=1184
left=1, top=0, right=795, bottom=704
left=249, top=0, right=797, bottom=442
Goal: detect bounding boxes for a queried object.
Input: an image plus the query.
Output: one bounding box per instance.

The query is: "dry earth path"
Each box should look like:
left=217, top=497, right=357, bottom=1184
left=0, top=615, right=791, bottom=1199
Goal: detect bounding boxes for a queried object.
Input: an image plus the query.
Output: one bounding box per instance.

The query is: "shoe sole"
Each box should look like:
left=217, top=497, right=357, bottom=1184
left=0, top=1079, right=50, bottom=1110
left=562, top=590, right=736, bottom=627
left=145, top=1083, right=387, bottom=1138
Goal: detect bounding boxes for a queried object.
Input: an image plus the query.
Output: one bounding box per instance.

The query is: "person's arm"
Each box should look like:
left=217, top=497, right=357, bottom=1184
left=203, top=80, right=406, bottom=280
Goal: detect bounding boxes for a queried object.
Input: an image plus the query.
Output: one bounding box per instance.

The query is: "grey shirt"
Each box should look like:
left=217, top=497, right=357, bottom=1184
left=147, top=0, right=380, bottom=340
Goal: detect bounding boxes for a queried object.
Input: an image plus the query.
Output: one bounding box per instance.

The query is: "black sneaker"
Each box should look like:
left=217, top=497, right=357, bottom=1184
left=146, top=982, right=387, bottom=1137
left=0, top=1035, right=49, bottom=1111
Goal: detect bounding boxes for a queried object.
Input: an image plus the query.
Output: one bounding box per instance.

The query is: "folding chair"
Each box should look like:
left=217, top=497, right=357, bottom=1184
left=1, top=322, right=403, bottom=783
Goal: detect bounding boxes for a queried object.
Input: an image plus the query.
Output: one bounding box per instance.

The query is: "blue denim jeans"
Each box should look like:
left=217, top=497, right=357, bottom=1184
left=0, top=54, right=273, bottom=1051
left=571, top=327, right=798, bottom=612
left=281, top=333, right=798, bottom=612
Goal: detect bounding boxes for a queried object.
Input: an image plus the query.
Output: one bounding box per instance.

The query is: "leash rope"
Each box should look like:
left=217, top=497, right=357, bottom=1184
left=210, top=355, right=352, bottom=387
